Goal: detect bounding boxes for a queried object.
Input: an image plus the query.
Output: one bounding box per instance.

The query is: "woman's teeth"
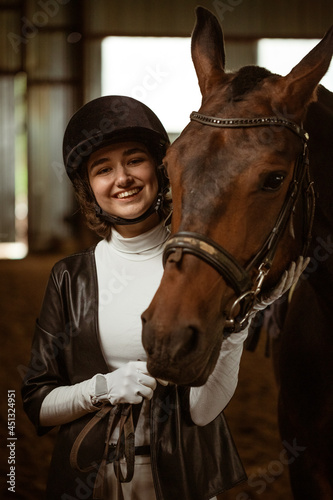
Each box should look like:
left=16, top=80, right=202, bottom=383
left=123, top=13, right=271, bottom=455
left=117, top=188, right=141, bottom=199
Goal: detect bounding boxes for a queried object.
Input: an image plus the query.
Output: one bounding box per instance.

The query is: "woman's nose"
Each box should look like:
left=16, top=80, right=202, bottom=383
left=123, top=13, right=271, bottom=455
left=115, top=166, right=133, bottom=186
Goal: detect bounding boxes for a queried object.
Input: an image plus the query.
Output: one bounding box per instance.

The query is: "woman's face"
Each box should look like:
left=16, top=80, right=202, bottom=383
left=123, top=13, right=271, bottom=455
left=87, top=141, right=159, bottom=235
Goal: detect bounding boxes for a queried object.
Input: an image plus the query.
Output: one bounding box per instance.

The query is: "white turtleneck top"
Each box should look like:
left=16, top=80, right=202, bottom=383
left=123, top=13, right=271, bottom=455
left=95, top=222, right=169, bottom=371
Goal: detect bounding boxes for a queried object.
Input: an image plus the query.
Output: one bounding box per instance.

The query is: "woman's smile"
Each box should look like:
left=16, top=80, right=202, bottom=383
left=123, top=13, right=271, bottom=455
left=87, top=141, right=160, bottom=236
left=114, top=186, right=143, bottom=199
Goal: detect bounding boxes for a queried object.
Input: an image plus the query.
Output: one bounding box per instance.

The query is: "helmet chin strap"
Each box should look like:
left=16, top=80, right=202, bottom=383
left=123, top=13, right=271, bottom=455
left=94, top=191, right=164, bottom=226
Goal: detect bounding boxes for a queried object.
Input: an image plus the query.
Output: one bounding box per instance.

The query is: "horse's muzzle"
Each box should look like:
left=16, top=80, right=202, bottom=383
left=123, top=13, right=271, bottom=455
left=141, top=310, right=220, bottom=386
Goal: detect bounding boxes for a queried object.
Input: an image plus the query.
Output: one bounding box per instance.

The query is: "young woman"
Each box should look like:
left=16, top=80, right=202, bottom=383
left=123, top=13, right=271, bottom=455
left=22, top=95, right=302, bottom=500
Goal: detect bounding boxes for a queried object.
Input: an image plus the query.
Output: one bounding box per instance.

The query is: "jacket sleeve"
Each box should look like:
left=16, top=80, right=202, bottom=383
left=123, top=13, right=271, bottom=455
left=21, top=265, right=71, bottom=436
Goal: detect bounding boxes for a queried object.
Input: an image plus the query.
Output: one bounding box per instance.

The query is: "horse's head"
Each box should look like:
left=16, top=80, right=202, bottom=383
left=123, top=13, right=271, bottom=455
left=142, top=7, right=333, bottom=386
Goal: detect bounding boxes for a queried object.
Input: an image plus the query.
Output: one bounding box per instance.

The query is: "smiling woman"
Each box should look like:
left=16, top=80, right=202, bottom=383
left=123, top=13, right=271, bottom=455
left=62, top=95, right=171, bottom=240
left=87, top=142, right=160, bottom=237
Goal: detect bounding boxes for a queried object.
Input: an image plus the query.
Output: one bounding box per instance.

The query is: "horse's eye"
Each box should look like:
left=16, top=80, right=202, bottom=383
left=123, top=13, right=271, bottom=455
left=262, top=172, right=286, bottom=191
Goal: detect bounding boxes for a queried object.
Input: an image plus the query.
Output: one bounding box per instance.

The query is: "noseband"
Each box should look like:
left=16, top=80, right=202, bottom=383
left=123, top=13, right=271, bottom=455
left=163, top=111, right=315, bottom=333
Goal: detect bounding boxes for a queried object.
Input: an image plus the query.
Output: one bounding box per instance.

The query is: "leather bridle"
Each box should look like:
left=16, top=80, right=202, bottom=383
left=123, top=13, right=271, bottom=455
left=163, top=111, right=315, bottom=333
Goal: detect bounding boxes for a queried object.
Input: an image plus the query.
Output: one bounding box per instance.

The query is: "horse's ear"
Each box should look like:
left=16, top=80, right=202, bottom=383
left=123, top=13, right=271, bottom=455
left=277, top=26, right=333, bottom=117
left=191, top=6, right=227, bottom=96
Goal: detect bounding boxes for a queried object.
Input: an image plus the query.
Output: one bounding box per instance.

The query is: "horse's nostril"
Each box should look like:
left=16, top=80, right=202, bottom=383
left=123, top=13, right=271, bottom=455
left=142, top=318, right=200, bottom=362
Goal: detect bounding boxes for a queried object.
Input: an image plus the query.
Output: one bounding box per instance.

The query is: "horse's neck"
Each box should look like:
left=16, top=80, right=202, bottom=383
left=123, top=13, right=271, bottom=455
left=305, top=86, right=333, bottom=281
left=306, top=86, right=333, bottom=227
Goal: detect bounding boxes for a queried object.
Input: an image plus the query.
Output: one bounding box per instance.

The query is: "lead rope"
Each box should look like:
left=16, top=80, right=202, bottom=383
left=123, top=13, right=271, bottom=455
left=70, top=403, right=139, bottom=500
left=70, top=404, right=114, bottom=474
left=93, top=406, right=118, bottom=499
left=113, top=404, right=136, bottom=500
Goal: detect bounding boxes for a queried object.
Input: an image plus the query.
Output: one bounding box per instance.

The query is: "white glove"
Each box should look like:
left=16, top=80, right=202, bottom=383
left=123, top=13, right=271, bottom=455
left=39, top=361, right=165, bottom=427
left=103, top=361, right=158, bottom=405
left=252, top=256, right=310, bottom=312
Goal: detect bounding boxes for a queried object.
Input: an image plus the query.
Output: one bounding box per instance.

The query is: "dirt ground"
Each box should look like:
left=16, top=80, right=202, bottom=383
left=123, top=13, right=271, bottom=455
left=0, top=253, right=293, bottom=500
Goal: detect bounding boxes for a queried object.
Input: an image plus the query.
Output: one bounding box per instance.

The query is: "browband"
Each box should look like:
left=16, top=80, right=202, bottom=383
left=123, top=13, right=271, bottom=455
left=190, top=112, right=309, bottom=143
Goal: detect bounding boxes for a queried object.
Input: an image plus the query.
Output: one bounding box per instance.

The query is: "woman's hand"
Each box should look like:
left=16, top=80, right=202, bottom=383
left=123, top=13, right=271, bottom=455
left=104, top=361, right=158, bottom=405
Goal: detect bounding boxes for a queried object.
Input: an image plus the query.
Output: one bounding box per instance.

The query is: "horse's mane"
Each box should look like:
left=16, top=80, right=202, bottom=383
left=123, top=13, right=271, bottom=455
left=230, top=66, right=273, bottom=100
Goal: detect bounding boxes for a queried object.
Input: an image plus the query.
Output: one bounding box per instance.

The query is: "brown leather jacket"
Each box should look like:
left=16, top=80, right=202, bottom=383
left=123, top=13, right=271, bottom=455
left=21, top=247, right=246, bottom=500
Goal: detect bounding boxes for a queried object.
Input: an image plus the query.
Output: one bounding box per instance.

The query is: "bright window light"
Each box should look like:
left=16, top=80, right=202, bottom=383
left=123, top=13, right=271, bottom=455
left=102, top=37, right=332, bottom=135
left=102, top=37, right=202, bottom=135
left=257, top=39, right=333, bottom=91
left=0, top=73, right=28, bottom=260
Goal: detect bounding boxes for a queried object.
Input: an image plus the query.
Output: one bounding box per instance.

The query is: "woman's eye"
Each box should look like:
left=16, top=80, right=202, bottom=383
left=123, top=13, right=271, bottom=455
left=97, top=167, right=112, bottom=175
left=128, top=157, right=144, bottom=165
left=262, top=172, right=286, bottom=191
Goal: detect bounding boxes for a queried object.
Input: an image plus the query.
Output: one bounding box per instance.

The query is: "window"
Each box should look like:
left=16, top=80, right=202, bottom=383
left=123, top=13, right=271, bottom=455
left=102, top=36, right=333, bottom=141
left=0, top=73, right=28, bottom=259
left=102, top=37, right=202, bottom=140
left=257, top=38, right=333, bottom=91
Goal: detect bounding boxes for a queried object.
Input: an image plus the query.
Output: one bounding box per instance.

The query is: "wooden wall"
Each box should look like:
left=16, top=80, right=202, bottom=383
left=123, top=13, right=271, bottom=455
left=82, top=0, right=333, bottom=38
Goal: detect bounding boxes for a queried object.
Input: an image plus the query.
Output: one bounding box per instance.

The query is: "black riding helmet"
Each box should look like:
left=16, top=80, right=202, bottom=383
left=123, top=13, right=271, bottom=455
left=63, top=95, right=170, bottom=225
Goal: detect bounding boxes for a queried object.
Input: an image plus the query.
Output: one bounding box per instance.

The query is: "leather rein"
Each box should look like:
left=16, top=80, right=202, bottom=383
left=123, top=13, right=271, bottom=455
left=163, top=111, right=315, bottom=333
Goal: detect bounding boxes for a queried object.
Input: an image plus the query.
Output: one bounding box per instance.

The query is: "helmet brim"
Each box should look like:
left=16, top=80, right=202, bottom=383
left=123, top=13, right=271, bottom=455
left=65, top=127, right=168, bottom=180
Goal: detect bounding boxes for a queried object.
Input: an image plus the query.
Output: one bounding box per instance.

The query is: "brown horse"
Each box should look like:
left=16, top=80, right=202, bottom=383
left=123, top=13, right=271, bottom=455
left=142, top=7, right=333, bottom=498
